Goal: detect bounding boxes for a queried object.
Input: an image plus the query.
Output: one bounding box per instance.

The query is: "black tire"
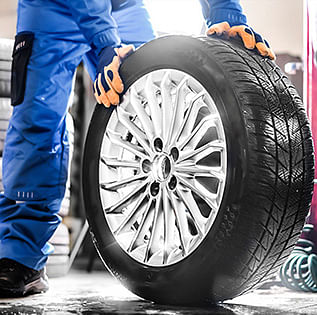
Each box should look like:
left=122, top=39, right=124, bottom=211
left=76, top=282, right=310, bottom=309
left=46, top=223, right=70, bottom=278
left=0, top=39, right=13, bottom=98
left=83, top=35, right=314, bottom=305
left=0, top=98, right=12, bottom=156
left=0, top=39, right=13, bottom=158
left=0, top=157, right=2, bottom=193
left=0, top=98, right=12, bottom=191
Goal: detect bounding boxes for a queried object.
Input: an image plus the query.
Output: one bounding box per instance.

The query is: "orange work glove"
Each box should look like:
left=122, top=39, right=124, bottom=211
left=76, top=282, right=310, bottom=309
left=207, top=21, right=275, bottom=60
left=94, top=45, right=134, bottom=107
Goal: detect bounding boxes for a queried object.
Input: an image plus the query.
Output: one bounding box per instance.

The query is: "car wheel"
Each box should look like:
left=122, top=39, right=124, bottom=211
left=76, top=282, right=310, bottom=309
left=83, top=35, right=314, bottom=304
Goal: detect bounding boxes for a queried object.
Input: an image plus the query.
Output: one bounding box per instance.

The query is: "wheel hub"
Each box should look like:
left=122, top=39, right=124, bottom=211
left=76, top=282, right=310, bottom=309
left=152, top=153, right=172, bottom=182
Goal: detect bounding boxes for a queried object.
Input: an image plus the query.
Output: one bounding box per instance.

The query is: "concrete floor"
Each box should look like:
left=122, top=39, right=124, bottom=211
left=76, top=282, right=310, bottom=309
left=1, top=270, right=317, bottom=315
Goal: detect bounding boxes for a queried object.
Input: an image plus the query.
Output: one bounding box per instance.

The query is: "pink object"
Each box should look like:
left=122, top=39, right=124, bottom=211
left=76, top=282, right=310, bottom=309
left=304, top=0, right=317, bottom=230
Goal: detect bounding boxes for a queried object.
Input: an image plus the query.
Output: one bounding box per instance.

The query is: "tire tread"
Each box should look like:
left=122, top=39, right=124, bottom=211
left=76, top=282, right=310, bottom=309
left=199, top=36, right=314, bottom=297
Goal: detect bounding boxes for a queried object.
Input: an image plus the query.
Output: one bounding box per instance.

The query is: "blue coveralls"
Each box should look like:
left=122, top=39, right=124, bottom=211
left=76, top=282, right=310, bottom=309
left=0, top=0, right=245, bottom=270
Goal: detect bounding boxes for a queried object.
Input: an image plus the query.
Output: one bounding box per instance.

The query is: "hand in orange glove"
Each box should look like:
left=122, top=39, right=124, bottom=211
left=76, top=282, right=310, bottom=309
left=94, top=45, right=134, bottom=107
left=207, top=21, right=275, bottom=60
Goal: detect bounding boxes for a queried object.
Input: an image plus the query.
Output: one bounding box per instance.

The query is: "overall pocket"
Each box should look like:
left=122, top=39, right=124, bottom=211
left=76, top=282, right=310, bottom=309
left=11, top=32, right=34, bottom=106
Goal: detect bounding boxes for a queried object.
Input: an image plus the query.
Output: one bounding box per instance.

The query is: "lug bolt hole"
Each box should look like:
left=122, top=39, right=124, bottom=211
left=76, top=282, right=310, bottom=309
left=142, top=159, right=151, bottom=173
left=150, top=182, right=160, bottom=197
left=168, top=176, right=177, bottom=191
left=170, top=147, right=179, bottom=161
left=153, top=138, right=163, bottom=152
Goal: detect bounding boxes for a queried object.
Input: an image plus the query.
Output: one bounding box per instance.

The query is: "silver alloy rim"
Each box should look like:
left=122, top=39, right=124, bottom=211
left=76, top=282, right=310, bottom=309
left=99, top=69, right=227, bottom=267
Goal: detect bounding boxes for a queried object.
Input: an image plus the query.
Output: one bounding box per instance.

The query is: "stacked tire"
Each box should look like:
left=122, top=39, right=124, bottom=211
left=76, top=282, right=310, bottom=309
left=0, top=39, right=13, bottom=192
left=0, top=39, right=12, bottom=98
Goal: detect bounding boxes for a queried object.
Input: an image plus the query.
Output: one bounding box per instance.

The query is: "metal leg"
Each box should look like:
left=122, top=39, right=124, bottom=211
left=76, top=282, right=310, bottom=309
left=67, top=220, right=89, bottom=272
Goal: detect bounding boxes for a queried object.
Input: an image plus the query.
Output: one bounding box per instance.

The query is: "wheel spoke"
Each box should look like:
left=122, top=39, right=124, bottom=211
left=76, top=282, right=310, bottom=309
left=116, top=107, right=152, bottom=156
left=107, top=129, right=148, bottom=160
left=145, top=74, right=162, bottom=137
left=175, top=165, right=225, bottom=182
left=179, top=140, right=225, bottom=163
left=179, top=115, right=217, bottom=150
left=105, top=179, right=149, bottom=214
left=145, top=192, right=164, bottom=262
left=100, top=156, right=140, bottom=169
left=168, top=190, right=190, bottom=256
left=130, top=86, right=154, bottom=142
left=161, top=71, right=173, bottom=144
left=167, top=77, right=188, bottom=146
left=175, top=91, right=206, bottom=145
left=162, top=187, right=176, bottom=264
left=100, top=173, right=147, bottom=191
left=128, top=200, right=154, bottom=252
left=176, top=187, right=206, bottom=235
left=176, top=174, right=218, bottom=211
left=114, top=192, right=149, bottom=235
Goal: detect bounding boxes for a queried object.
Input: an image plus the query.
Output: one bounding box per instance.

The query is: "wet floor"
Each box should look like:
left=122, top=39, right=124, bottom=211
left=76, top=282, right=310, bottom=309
left=1, top=270, right=317, bottom=314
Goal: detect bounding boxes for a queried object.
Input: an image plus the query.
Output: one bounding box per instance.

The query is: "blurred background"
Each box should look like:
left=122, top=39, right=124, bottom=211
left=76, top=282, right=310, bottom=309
left=0, top=0, right=304, bottom=55
left=0, top=0, right=304, bottom=97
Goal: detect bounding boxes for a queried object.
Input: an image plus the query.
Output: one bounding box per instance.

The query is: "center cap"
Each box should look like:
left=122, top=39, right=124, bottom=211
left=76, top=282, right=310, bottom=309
left=153, top=154, right=172, bottom=181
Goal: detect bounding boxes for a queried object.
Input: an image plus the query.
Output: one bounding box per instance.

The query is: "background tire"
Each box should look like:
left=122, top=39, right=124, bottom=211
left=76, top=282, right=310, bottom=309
left=83, top=35, right=314, bottom=305
left=0, top=39, right=13, bottom=192
left=46, top=223, right=70, bottom=278
left=0, top=98, right=12, bottom=158
left=0, top=39, right=13, bottom=98
left=0, top=98, right=12, bottom=192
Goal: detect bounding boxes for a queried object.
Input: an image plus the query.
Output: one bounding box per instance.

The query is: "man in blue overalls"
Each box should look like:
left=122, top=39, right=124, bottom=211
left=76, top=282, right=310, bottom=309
left=0, top=0, right=274, bottom=297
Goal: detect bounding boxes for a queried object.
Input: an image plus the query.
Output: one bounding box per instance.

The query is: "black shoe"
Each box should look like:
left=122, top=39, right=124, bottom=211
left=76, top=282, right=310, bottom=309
left=0, top=258, right=49, bottom=297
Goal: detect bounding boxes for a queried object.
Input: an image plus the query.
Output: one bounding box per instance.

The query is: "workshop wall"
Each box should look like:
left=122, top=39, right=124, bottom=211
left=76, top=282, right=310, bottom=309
left=0, top=0, right=304, bottom=57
